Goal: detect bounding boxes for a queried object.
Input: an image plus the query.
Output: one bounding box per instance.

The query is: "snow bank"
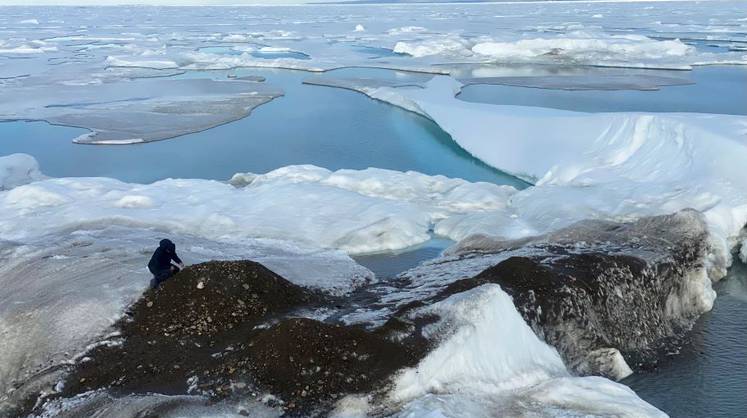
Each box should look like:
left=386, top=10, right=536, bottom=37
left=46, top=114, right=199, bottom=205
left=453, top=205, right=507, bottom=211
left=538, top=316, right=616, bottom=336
left=391, top=31, right=745, bottom=69
left=471, top=34, right=697, bottom=69
left=105, top=56, right=179, bottom=70
left=341, top=76, right=747, bottom=281
left=392, top=285, right=566, bottom=400
left=0, top=162, right=516, bottom=255
left=0, top=42, right=57, bottom=55
left=393, top=36, right=472, bottom=58
left=390, top=285, right=666, bottom=418
left=0, top=153, right=45, bottom=191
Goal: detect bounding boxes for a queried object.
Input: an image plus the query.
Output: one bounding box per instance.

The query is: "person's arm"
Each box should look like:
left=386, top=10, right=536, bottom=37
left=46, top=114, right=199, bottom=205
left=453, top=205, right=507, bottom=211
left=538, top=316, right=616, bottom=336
left=171, top=252, right=184, bottom=268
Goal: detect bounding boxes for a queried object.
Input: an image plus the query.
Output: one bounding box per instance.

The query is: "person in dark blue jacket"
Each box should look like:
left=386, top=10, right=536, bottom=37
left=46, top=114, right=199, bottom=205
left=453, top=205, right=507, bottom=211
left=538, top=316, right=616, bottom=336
left=148, top=239, right=184, bottom=289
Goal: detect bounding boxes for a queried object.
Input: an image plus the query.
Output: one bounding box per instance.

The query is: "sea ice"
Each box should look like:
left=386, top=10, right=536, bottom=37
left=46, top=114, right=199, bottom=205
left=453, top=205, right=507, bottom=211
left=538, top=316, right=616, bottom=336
left=0, top=2, right=744, bottom=144
left=0, top=78, right=283, bottom=144
left=388, top=285, right=666, bottom=418
left=311, top=75, right=747, bottom=283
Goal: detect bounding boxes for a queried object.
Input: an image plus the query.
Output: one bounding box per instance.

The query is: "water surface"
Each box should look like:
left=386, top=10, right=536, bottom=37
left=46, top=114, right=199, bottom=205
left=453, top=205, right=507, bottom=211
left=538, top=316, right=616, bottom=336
left=458, top=66, right=747, bottom=115
left=625, top=261, right=747, bottom=418
left=0, top=68, right=521, bottom=187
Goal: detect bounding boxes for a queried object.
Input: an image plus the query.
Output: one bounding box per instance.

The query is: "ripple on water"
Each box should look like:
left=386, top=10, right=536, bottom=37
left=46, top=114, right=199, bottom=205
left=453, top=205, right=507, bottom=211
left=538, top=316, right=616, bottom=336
left=624, top=261, right=747, bottom=418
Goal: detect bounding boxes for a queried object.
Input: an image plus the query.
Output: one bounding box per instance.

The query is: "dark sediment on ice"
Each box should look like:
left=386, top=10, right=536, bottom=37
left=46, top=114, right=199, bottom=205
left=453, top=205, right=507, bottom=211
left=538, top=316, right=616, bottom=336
left=22, top=210, right=716, bottom=416
left=48, top=260, right=425, bottom=417
left=419, top=210, right=712, bottom=379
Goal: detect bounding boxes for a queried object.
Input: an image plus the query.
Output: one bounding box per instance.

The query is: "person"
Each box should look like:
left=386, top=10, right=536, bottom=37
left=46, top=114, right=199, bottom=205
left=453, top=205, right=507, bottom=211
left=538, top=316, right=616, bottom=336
left=148, top=239, right=184, bottom=289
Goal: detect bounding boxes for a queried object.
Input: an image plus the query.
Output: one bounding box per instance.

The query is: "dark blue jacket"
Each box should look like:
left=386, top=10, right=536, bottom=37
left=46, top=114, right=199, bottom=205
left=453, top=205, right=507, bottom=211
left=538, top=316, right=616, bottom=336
left=148, top=239, right=182, bottom=274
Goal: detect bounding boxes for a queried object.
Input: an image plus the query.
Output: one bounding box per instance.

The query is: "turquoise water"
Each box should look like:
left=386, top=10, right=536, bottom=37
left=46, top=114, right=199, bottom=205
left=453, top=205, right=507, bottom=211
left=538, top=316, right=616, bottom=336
left=0, top=68, right=522, bottom=187
left=458, top=65, right=747, bottom=115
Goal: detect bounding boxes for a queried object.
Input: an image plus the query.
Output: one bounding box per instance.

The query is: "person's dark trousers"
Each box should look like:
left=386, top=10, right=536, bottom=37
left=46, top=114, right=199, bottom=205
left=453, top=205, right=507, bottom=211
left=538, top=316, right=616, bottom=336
left=150, top=265, right=180, bottom=289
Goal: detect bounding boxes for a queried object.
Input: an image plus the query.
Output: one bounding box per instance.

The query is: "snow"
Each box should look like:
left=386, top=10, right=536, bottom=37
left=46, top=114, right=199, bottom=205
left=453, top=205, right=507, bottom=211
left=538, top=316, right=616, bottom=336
left=325, top=75, right=747, bottom=283
left=0, top=44, right=57, bottom=54
left=471, top=34, right=695, bottom=69
left=392, top=32, right=703, bottom=69
left=390, top=285, right=666, bottom=418
left=0, top=153, right=45, bottom=191
left=393, top=37, right=473, bottom=58
left=392, top=285, right=567, bottom=400
left=104, top=56, right=179, bottom=70
left=0, top=162, right=517, bottom=255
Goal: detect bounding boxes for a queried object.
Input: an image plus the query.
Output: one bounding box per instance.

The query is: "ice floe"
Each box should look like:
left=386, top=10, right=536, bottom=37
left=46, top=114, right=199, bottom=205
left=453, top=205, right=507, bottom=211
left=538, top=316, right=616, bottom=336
left=0, top=78, right=282, bottom=144
left=387, top=284, right=666, bottom=417
left=307, top=75, right=747, bottom=283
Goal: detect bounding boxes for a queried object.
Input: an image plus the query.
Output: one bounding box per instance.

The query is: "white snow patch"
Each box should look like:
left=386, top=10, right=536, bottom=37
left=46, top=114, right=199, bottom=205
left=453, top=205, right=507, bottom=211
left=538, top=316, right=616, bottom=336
left=387, top=26, right=427, bottom=36
left=330, top=395, right=370, bottom=418
left=105, top=55, right=179, bottom=69
left=114, top=195, right=154, bottom=209
left=3, top=185, right=68, bottom=209
left=0, top=44, right=57, bottom=54
left=0, top=162, right=516, bottom=255
left=0, top=153, right=45, bottom=191
left=392, top=285, right=566, bottom=400
left=390, top=285, right=665, bottom=417
left=393, top=36, right=472, bottom=58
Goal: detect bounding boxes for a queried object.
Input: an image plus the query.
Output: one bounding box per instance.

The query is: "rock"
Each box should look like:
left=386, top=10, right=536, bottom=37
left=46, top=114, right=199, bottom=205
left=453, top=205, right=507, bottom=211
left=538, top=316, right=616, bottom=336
left=59, top=261, right=315, bottom=398
left=424, top=210, right=714, bottom=379
left=48, top=260, right=425, bottom=417
left=225, top=317, right=424, bottom=413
